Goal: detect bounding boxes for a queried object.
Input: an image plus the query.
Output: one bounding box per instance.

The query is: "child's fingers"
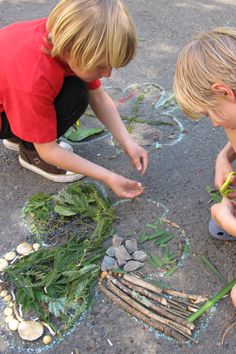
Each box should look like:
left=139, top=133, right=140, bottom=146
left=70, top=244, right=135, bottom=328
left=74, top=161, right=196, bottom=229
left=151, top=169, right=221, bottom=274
left=133, top=152, right=148, bottom=175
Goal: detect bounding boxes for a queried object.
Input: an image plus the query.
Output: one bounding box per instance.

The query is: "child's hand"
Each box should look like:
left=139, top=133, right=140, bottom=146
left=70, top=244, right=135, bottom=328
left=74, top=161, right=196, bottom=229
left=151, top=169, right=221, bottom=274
left=211, top=197, right=236, bottom=235
left=215, top=152, right=234, bottom=189
left=124, top=141, right=148, bottom=175
left=107, top=173, right=144, bottom=199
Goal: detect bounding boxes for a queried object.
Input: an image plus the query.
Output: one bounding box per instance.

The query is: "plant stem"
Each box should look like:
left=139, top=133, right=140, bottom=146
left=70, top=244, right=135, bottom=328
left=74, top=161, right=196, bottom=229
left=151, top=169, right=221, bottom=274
left=187, top=279, right=236, bottom=323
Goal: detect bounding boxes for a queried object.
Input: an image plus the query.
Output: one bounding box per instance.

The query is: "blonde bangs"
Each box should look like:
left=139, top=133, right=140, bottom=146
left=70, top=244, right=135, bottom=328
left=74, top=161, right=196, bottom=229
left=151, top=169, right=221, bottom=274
left=174, top=28, right=236, bottom=119
left=46, top=0, right=136, bottom=70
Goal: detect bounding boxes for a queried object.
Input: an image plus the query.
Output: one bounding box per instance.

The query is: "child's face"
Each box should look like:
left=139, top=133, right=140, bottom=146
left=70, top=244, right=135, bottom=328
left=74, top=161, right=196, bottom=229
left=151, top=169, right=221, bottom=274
left=66, top=54, right=112, bottom=82
left=71, top=64, right=112, bottom=82
left=207, top=99, right=236, bottom=129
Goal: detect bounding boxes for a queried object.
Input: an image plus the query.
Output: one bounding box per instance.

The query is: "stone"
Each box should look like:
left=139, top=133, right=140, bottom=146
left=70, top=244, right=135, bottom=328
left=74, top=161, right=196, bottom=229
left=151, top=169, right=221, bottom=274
left=106, top=246, right=115, bottom=258
left=114, top=245, right=132, bottom=262
left=124, top=260, right=144, bottom=272
left=117, top=258, right=127, bottom=267
left=125, top=239, right=138, bottom=254
left=112, top=234, right=123, bottom=247
left=101, top=256, right=116, bottom=271
left=132, top=250, right=148, bottom=262
left=110, top=261, right=119, bottom=270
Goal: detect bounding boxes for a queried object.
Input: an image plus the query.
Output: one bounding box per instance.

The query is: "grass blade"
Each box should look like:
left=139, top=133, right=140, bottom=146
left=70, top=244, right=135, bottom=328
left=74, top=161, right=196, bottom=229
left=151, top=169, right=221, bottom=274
left=187, top=279, right=236, bottom=323
left=201, top=256, right=226, bottom=285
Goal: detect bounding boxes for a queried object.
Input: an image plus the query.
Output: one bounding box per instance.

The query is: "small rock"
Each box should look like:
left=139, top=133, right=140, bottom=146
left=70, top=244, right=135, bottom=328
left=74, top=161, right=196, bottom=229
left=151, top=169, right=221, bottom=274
left=117, top=258, right=127, bottom=267
left=125, top=239, right=138, bottom=254
left=124, top=260, right=144, bottom=272
left=101, top=256, right=116, bottom=271
left=114, top=245, right=132, bottom=261
left=112, top=234, right=123, bottom=247
left=106, top=246, right=115, bottom=258
left=110, top=261, right=119, bottom=270
left=132, top=250, right=148, bottom=262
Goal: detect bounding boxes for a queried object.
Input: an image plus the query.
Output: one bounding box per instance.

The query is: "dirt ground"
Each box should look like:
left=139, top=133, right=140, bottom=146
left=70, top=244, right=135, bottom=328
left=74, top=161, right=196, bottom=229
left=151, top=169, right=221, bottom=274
left=1, top=1, right=236, bottom=353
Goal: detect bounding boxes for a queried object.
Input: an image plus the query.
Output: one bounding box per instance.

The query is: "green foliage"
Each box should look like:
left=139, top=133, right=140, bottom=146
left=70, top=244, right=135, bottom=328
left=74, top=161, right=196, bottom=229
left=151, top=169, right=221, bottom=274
left=138, top=221, right=181, bottom=274
left=21, top=182, right=115, bottom=243
left=21, top=193, right=54, bottom=236
left=4, top=237, right=105, bottom=333
left=8, top=182, right=115, bottom=333
left=206, top=185, right=222, bottom=204
left=64, top=125, right=105, bottom=142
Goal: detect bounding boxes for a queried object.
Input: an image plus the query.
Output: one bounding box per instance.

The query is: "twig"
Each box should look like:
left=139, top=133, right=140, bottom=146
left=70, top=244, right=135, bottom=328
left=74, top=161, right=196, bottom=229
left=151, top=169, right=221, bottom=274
left=123, top=274, right=163, bottom=294
left=219, top=312, right=236, bottom=335
left=108, top=275, right=194, bottom=330
left=99, top=284, right=186, bottom=344
left=124, top=273, right=207, bottom=302
left=161, top=218, right=180, bottom=229
left=121, top=278, right=191, bottom=318
left=221, top=321, right=236, bottom=346
left=107, top=280, right=194, bottom=339
left=120, top=277, right=167, bottom=305
left=163, top=289, right=208, bottom=302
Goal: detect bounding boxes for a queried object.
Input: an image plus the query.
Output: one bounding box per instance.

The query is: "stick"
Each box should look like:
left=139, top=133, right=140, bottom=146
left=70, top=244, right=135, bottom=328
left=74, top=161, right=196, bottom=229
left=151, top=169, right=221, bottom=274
left=124, top=274, right=206, bottom=302
left=107, top=280, right=194, bottom=339
left=109, top=276, right=194, bottom=330
left=123, top=274, right=163, bottom=294
left=163, top=289, right=208, bottom=302
left=120, top=277, right=168, bottom=305
left=121, top=276, right=195, bottom=316
left=99, top=284, right=186, bottom=344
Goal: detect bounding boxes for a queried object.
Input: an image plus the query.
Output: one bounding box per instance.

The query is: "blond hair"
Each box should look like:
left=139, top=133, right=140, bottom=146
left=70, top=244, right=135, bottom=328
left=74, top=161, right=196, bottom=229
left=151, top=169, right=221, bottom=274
left=174, top=27, right=236, bottom=119
left=46, top=0, right=136, bottom=70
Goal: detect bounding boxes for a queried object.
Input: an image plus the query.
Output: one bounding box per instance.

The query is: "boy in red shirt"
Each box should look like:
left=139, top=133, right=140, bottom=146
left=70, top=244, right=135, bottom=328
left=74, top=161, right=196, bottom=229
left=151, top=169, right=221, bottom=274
left=0, top=0, right=148, bottom=199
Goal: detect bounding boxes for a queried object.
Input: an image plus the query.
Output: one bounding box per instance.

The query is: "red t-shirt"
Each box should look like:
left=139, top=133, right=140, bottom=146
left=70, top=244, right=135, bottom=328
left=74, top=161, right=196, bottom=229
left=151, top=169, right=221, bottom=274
left=0, top=18, right=101, bottom=142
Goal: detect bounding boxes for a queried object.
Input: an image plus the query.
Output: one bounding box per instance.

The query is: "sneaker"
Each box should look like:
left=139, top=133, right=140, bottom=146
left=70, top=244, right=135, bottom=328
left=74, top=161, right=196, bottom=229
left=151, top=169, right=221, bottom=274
left=208, top=218, right=236, bottom=241
left=19, top=142, right=84, bottom=183
left=2, top=137, right=20, bottom=152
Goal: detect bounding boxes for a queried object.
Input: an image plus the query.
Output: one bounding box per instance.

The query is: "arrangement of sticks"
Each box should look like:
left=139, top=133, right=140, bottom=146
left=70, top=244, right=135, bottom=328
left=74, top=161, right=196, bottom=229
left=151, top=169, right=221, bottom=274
left=99, top=272, right=208, bottom=344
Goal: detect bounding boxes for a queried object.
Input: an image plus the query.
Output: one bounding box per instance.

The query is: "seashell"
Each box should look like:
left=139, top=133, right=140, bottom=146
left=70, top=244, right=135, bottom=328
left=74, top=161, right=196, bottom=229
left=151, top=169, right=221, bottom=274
left=3, top=295, right=12, bottom=302
left=16, top=242, right=33, bottom=255
left=4, top=252, right=16, bottom=261
left=0, top=290, right=8, bottom=297
left=32, top=243, right=40, bottom=251
left=5, top=315, right=14, bottom=323
left=18, top=321, right=44, bottom=341
left=42, top=335, right=52, bottom=345
left=4, top=307, right=13, bottom=316
left=0, top=258, right=8, bottom=271
left=8, top=319, right=19, bottom=331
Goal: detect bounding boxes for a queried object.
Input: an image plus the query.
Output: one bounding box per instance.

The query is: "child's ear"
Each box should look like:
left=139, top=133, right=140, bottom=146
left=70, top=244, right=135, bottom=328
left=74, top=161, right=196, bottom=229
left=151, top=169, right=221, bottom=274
left=211, top=83, right=236, bottom=102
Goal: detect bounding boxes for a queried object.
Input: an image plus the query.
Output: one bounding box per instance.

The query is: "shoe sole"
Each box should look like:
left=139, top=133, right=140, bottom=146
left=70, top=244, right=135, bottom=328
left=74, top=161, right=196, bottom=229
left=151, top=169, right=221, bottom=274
left=208, top=219, right=236, bottom=241
left=2, top=139, right=20, bottom=152
left=19, top=156, right=84, bottom=183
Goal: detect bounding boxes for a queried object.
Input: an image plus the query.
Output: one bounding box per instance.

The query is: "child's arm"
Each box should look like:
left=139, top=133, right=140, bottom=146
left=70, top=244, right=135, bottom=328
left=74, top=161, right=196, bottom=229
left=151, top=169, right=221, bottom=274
left=215, top=141, right=236, bottom=188
left=211, top=197, right=236, bottom=237
left=34, top=141, right=144, bottom=199
left=89, top=86, right=148, bottom=175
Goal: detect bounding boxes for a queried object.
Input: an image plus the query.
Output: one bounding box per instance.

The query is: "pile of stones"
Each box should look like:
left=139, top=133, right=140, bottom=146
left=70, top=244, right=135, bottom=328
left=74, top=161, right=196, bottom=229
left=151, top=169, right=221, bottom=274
left=101, top=234, right=148, bottom=272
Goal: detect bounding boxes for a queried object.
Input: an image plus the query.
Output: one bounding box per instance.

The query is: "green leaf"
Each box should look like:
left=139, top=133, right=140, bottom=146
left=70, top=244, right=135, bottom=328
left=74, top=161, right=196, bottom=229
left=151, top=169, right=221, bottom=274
left=164, top=265, right=177, bottom=277
left=154, top=233, right=175, bottom=246
left=54, top=205, right=77, bottom=216
left=64, top=125, right=105, bottom=142
left=149, top=253, right=165, bottom=268
left=201, top=256, right=226, bottom=285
